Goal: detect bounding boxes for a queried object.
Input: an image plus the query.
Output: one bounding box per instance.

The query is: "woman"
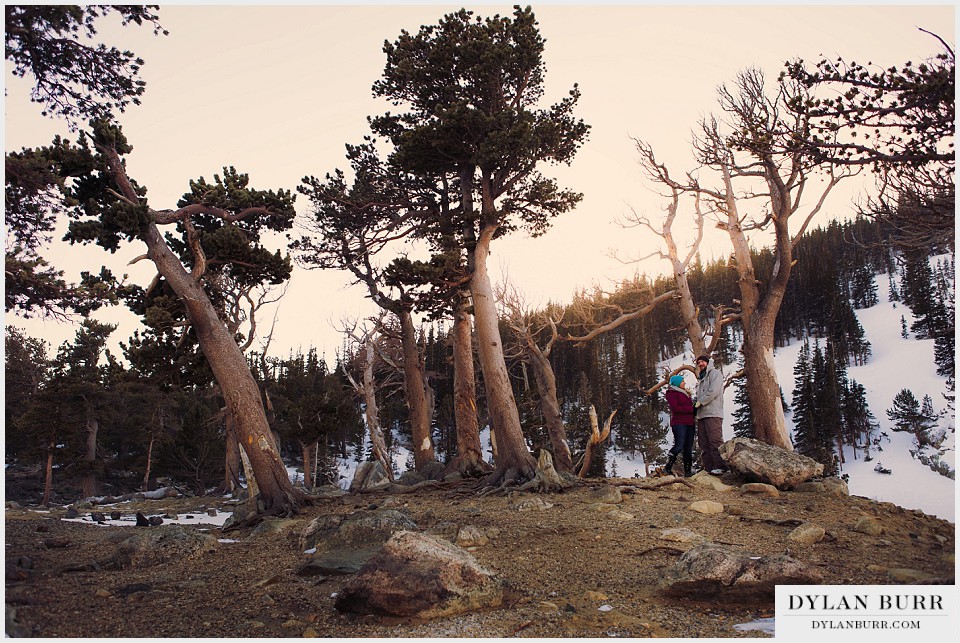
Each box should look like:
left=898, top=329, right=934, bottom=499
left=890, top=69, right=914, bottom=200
left=664, top=373, right=696, bottom=477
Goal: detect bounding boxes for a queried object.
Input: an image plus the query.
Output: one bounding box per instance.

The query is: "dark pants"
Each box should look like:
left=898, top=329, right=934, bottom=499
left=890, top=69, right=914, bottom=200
left=669, top=424, right=695, bottom=471
left=696, top=416, right=724, bottom=471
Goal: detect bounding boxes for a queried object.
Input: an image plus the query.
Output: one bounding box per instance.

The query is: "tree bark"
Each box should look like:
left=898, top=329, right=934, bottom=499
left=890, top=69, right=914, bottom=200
left=360, top=339, right=393, bottom=480
left=301, top=440, right=316, bottom=490
left=470, top=226, right=536, bottom=482
left=81, top=402, right=98, bottom=499
left=446, top=293, right=491, bottom=477
left=42, top=439, right=54, bottom=506
left=720, top=164, right=793, bottom=451
left=525, top=334, right=574, bottom=473
left=223, top=416, right=242, bottom=495
left=95, top=138, right=302, bottom=517
left=397, top=310, right=436, bottom=470
left=140, top=222, right=301, bottom=514
left=142, top=432, right=154, bottom=491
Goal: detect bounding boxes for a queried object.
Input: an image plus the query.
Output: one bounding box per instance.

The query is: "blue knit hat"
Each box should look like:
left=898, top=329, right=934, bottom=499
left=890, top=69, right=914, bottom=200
left=669, top=375, right=684, bottom=387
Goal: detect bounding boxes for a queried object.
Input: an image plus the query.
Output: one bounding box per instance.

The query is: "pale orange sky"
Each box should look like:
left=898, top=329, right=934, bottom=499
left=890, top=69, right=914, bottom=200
left=4, top=2, right=955, bottom=359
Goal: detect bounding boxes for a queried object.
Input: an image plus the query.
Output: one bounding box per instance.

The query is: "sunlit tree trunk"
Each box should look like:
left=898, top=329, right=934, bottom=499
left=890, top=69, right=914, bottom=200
left=98, top=140, right=303, bottom=517
left=470, top=225, right=536, bottom=482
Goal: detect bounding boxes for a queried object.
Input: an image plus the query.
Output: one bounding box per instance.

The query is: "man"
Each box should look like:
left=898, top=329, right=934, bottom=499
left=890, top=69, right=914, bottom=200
left=694, top=354, right=726, bottom=475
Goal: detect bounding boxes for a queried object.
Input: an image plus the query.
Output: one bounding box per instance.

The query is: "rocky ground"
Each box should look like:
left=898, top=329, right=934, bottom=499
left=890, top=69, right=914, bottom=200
left=4, top=472, right=955, bottom=638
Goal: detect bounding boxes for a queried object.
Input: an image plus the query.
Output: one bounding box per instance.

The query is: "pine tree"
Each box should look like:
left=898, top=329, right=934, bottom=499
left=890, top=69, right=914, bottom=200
left=886, top=389, right=938, bottom=448
left=841, top=379, right=877, bottom=461
left=900, top=253, right=940, bottom=339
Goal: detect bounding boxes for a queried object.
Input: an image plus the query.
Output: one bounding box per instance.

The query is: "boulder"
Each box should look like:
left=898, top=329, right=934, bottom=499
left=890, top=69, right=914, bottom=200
left=662, top=542, right=822, bottom=601
left=334, top=531, right=504, bottom=618
left=719, top=438, right=823, bottom=488
left=299, top=509, right=417, bottom=553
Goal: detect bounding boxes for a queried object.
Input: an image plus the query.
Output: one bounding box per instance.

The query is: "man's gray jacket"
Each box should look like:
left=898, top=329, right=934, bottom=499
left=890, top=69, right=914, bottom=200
left=695, top=364, right=724, bottom=419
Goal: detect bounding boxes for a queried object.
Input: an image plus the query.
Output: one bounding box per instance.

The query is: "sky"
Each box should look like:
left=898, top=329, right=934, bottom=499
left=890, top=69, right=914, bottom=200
left=3, top=1, right=955, bottom=361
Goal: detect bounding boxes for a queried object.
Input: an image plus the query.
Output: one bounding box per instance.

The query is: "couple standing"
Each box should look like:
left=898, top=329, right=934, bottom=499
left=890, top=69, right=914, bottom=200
left=664, top=354, right=726, bottom=476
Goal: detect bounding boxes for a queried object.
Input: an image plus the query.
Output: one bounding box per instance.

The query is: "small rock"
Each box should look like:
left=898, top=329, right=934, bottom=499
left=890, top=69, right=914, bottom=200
left=660, top=528, right=706, bottom=544
left=888, top=568, right=935, bottom=583
left=689, top=473, right=735, bottom=492
left=740, top=483, right=780, bottom=498
left=95, top=588, right=112, bottom=598
left=456, top=525, right=489, bottom=548
left=607, top=510, right=635, bottom=522
left=515, top=497, right=553, bottom=512
left=585, top=590, right=609, bottom=601
left=688, top=500, right=724, bottom=515
left=65, top=507, right=79, bottom=519
left=821, top=477, right=850, bottom=497
left=135, top=512, right=150, bottom=527
left=207, top=508, right=218, bottom=517
left=588, top=485, right=623, bottom=504
left=853, top=516, right=884, bottom=536
left=43, top=538, right=71, bottom=549
left=787, top=523, right=826, bottom=545
left=148, top=516, right=164, bottom=526
left=110, top=511, right=122, bottom=521
left=163, top=513, right=178, bottom=520
left=302, top=627, right=319, bottom=637
left=91, top=512, right=106, bottom=523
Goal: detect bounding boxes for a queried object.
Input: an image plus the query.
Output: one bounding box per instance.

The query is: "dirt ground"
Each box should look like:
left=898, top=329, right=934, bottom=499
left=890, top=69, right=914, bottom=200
left=4, top=475, right=955, bottom=638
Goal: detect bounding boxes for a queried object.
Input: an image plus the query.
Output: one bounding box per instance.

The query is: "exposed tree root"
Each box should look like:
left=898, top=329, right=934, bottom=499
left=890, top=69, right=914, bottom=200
left=514, top=450, right=576, bottom=493
left=616, top=476, right=696, bottom=492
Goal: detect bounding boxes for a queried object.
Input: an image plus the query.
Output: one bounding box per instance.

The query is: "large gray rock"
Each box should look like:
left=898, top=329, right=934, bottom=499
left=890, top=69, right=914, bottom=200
left=662, top=542, right=822, bottom=601
left=719, top=438, right=823, bottom=488
left=112, top=525, right=219, bottom=569
left=334, top=531, right=504, bottom=618
left=297, top=509, right=418, bottom=577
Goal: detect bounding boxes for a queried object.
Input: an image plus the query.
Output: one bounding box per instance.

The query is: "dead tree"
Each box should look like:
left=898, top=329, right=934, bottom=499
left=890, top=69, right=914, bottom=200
left=499, top=281, right=575, bottom=473
left=576, top=405, right=616, bottom=478
left=339, top=318, right=395, bottom=481
left=673, top=68, right=854, bottom=450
